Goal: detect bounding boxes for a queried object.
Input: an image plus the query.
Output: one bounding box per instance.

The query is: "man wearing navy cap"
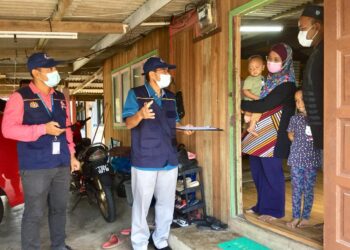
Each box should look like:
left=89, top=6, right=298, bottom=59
left=2, top=52, right=79, bottom=250
left=121, top=57, right=192, bottom=250
left=298, top=5, right=324, bottom=149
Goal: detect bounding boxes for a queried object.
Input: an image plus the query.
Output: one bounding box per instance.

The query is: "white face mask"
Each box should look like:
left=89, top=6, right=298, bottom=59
left=40, top=71, right=61, bottom=87
left=156, top=74, right=171, bottom=89
left=298, top=26, right=318, bottom=47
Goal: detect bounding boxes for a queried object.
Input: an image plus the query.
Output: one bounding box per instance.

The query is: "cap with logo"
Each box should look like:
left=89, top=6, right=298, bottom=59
left=27, top=52, right=62, bottom=73
left=301, top=5, right=323, bottom=21
left=142, top=57, right=176, bottom=75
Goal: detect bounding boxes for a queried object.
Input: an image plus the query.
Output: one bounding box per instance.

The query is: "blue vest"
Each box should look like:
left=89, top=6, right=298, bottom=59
left=17, top=87, right=70, bottom=170
left=131, top=86, right=178, bottom=168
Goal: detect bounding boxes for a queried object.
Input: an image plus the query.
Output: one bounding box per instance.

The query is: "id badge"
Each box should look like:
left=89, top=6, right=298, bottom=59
left=52, top=141, right=61, bottom=155
left=305, top=125, right=312, bottom=136
left=305, top=125, right=313, bottom=141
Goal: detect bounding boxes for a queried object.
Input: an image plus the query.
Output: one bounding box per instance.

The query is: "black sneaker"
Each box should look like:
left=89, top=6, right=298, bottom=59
left=149, top=233, right=172, bottom=250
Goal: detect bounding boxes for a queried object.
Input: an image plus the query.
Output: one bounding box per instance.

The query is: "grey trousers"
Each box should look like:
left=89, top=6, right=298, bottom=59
left=131, top=167, right=178, bottom=250
left=20, top=166, right=70, bottom=250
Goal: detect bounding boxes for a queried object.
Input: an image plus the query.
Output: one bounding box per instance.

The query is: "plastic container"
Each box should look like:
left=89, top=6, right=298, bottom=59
left=123, top=180, right=133, bottom=206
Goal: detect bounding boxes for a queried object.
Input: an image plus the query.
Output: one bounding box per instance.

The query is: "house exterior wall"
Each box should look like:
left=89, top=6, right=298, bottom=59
left=103, top=0, right=250, bottom=221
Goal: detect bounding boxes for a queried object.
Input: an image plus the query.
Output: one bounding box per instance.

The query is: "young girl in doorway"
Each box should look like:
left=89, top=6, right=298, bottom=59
left=286, top=89, right=322, bottom=228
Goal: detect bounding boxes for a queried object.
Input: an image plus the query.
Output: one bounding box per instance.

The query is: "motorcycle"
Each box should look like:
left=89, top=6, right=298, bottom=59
left=70, top=118, right=116, bottom=223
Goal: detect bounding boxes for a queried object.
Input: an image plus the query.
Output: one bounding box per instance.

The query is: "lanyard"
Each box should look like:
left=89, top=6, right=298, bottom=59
left=37, top=94, right=54, bottom=118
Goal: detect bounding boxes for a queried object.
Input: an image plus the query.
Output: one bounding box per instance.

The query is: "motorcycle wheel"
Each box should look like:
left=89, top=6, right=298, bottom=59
left=0, top=197, right=4, bottom=224
left=95, top=179, right=116, bottom=223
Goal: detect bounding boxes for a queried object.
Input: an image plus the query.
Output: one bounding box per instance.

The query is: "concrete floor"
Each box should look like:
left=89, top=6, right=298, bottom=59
left=0, top=187, right=242, bottom=250
left=4, top=171, right=317, bottom=250
left=0, top=191, right=134, bottom=250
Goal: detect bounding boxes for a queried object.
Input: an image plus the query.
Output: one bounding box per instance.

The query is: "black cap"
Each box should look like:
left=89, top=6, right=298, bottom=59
left=301, top=5, right=323, bottom=21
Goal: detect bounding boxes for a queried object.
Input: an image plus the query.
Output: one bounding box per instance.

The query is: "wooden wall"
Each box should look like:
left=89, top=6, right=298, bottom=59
left=103, top=0, right=250, bottom=222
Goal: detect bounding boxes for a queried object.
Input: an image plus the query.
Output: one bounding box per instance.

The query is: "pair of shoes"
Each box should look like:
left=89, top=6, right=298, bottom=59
left=149, top=233, right=172, bottom=250
left=101, top=234, right=123, bottom=249
left=195, top=216, right=228, bottom=231
left=176, top=179, right=199, bottom=191
left=172, top=218, right=189, bottom=227
left=176, top=178, right=191, bottom=191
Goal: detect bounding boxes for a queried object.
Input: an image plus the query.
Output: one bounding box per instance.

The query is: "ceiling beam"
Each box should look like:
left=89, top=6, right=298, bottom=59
left=71, top=67, right=103, bottom=95
left=0, top=48, right=92, bottom=60
left=72, top=0, right=173, bottom=72
left=36, top=0, right=74, bottom=50
left=0, top=20, right=127, bottom=34
left=52, top=0, right=74, bottom=21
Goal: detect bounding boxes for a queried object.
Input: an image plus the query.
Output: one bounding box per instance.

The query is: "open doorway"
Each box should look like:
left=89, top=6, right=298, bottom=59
left=230, top=0, right=324, bottom=248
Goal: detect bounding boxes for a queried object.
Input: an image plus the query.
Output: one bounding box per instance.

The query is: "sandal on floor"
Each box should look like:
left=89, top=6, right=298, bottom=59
left=120, top=228, right=131, bottom=236
left=102, top=234, right=123, bottom=249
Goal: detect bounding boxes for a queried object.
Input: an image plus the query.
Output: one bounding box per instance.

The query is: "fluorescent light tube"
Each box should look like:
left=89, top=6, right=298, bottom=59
left=240, top=26, right=283, bottom=32
left=0, top=31, right=78, bottom=39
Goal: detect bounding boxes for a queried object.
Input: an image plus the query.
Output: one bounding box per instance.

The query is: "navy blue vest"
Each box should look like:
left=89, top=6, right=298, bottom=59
left=17, top=87, right=70, bottom=170
left=131, top=85, right=178, bottom=168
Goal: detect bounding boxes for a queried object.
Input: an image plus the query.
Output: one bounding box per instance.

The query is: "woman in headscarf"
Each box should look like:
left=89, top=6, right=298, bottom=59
left=241, top=43, right=297, bottom=222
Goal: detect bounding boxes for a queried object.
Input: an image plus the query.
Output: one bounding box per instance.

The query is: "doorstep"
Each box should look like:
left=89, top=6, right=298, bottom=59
left=229, top=216, right=321, bottom=250
left=168, top=216, right=320, bottom=250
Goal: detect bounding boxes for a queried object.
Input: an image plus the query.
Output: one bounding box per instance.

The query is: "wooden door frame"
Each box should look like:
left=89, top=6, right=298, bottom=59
left=228, top=0, right=277, bottom=218
left=324, top=1, right=350, bottom=249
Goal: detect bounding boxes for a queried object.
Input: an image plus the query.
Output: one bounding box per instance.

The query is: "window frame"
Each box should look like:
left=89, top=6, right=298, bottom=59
left=111, top=50, right=158, bottom=128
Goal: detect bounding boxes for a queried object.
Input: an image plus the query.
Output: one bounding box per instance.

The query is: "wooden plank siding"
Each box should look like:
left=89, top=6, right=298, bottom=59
left=103, top=0, right=250, bottom=222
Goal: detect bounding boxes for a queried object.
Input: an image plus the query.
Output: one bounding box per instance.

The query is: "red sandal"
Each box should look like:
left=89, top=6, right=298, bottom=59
left=120, top=228, right=131, bottom=236
left=102, top=234, right=123, bottom=249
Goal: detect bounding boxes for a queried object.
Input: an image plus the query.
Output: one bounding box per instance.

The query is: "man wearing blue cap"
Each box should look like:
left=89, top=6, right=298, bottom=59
left=298, top=5, right=324, bottom=150
left=2, top=52, right=80, bottom=250
left=121, top=57, right=192, bottom=250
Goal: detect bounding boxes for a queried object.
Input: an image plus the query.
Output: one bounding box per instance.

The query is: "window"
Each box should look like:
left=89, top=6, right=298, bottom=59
left=96, top=99, right=104, bottom=125
left=111, top=50, right=158, bottom=127
left=131, top=60, right=147, bottom=88
left=112, top=68, right=130, bottom=124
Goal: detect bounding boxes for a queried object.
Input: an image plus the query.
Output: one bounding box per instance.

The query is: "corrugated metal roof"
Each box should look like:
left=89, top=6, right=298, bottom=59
left=64, top=0, right=147, bottom=22
left=244, top=0, right=313, bottom=19
left=0, top=0, right=57, bottom=20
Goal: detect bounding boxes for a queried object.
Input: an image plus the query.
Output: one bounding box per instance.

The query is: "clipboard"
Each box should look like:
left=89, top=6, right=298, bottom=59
left=176, top=126, right=223, bottom=131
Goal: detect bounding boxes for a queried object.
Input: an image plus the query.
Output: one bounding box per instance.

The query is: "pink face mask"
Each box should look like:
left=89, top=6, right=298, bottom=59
left=267, top=61, right=282, bottom=73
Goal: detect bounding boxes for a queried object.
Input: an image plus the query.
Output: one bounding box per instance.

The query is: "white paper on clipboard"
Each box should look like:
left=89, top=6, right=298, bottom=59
left=176, top=125, right=223, bottom=131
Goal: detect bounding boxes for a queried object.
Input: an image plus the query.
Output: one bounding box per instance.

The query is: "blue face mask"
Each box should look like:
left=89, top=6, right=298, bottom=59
left=43, top=71, right=61, bottom=87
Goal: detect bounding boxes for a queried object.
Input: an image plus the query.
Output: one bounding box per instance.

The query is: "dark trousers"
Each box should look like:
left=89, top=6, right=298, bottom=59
left=20, top=167, right=70, bottom=250
left=249, top=156, right=285, bottom=218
